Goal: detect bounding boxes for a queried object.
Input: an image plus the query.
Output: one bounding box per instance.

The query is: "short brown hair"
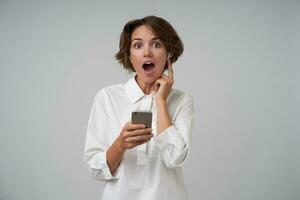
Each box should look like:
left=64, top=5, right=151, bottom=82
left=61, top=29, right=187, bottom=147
left=115, top=15, right=184, bottom=72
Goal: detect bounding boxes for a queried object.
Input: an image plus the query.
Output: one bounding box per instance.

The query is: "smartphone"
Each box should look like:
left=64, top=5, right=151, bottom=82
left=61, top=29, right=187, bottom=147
left=131, top=111, right=152, bottom=128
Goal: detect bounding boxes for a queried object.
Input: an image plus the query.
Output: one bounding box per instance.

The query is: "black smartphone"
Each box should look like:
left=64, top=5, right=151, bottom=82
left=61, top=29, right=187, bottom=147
left=131, top=111, right=152, bottom=128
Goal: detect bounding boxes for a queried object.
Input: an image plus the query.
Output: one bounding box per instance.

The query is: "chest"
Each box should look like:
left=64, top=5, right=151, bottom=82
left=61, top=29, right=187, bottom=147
left=107, top=95, right=158, bottom=141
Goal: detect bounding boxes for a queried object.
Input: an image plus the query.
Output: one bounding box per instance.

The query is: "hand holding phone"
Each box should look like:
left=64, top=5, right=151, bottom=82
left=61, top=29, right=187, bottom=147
left=116, top=118, right=153, bottom=151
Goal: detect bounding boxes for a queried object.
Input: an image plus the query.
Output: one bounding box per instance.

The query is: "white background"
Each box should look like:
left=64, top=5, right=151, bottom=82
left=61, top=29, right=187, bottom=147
left=0, top=0, right=299, bottom=199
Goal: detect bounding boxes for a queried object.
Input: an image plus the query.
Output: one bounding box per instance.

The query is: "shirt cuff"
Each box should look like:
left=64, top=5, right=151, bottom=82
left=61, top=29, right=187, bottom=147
left=103, top=151, right=119, bottom=180
left=89, top=151, right=119, bottom=181
left=153, top=125, right=185, bottom=151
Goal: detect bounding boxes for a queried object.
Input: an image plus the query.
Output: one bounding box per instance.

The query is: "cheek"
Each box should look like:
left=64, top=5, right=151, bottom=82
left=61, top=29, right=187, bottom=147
left=131, top=57, right=141, bottom=65
left=157, top=52, right=168, bottom=63
left=130, top=58, right=143, bottom=71
left=158, top=57, right=167, bottom=67
left=130, top=51, right=143, bottom=64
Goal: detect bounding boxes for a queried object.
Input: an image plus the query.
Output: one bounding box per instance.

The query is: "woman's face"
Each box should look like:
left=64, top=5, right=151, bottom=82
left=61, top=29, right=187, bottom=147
left=130, top=25, right=168, bottom=84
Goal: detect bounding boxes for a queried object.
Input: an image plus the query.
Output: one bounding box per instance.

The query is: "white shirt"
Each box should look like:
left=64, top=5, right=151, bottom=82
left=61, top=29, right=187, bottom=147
left=84, top=76, right=195, bottom=200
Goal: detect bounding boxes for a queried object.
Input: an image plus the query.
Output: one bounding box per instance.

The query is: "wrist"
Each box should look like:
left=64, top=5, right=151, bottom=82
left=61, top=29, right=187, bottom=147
left=113, top=138, right=126, bottom=154
left=156, top=97, right=167, bottom=105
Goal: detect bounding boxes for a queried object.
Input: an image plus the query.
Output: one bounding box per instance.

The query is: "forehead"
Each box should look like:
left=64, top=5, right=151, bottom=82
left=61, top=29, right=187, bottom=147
left=131, top=25, right=158, bottom=41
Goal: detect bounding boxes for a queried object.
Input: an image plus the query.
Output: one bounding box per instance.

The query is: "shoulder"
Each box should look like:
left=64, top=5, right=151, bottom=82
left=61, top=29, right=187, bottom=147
left=94, top=83, right=125, bottom=102
left=169, top=88, right=193, bottom=104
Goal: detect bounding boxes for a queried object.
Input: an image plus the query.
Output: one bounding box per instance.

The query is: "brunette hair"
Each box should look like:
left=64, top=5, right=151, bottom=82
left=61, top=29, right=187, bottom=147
left=115, top=15, right=184, bottom=72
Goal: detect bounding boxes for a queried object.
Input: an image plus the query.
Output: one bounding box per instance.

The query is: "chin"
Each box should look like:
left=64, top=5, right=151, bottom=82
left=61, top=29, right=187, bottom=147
left=136, top=72, right=161, bottom=84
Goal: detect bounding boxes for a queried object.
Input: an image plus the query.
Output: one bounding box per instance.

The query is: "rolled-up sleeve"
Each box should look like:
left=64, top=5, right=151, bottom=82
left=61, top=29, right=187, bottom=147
left=153, top=94, right=195, bottom=168
left=84, top=91, right=119, bottom=181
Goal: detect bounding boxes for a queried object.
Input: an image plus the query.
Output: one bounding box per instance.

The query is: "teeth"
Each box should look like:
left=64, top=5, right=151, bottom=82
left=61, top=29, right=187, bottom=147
left=145, top=61, right=152, bottom=64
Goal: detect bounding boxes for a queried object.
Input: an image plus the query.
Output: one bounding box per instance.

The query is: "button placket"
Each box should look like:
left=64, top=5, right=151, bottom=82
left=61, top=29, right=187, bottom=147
left=136, top=95, right=152, bottom=165
left=151, top=94, right=157, bottom=136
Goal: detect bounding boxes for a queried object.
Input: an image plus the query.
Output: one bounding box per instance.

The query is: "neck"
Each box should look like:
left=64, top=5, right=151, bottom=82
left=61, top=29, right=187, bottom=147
left=135, top=75, right=154, bottom=95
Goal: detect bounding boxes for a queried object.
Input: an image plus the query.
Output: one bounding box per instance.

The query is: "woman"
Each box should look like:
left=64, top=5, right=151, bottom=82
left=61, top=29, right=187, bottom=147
left=84, top=15, right=195, bottom=200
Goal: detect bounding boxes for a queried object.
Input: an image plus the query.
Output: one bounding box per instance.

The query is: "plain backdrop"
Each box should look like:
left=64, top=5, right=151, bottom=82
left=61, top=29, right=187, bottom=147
left=0, top=0, right=299, bottom=200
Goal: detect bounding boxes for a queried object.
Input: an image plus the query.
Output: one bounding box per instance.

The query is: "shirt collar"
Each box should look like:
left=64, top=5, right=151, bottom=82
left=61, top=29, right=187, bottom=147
left=125, top=75, right=157, bottom=103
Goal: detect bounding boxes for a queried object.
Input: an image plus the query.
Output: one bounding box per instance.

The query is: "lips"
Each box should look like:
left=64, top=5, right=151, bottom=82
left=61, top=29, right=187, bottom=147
left=142, top=61, right=155, bottom=72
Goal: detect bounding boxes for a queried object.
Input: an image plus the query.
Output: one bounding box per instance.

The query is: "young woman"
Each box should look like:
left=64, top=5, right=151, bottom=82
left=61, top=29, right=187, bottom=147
left=84, top=15, right=195, bottom=200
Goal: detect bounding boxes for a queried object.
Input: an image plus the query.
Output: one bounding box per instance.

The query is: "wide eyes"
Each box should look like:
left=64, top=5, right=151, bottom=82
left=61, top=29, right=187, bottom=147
left=132, top=41, right=162, bottom=49
left=153, top=41, right=161, bottom=48
left=133, top=42, right=142, bottom=49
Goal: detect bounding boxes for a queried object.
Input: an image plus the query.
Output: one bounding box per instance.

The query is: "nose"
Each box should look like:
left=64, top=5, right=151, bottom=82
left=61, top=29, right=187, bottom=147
left=144, top=47, right=152, bottom=57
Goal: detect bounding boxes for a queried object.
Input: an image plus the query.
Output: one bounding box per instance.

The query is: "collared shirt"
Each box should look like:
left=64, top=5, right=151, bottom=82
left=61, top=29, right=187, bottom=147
left=84, top=76, right=195, bottom=200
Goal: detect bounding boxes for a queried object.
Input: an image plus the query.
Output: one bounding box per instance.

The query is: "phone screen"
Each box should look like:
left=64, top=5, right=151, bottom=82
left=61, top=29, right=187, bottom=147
left=131, top=111, right=152, bottom=128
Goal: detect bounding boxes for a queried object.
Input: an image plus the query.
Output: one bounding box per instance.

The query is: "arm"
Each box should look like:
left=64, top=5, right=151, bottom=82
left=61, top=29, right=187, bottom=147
left=106, top=123, right=152, bottom=174
left=106, top=141, right=124, bottom=175
left=154, top=59, right=174, bottom=135
left=153, top=60, right=195, bottom=168
left=84, top=91, right=118, bottom=181
left=154, top=95, right=195, bottom=168
left=84, top=91, right=153, bottom=180
left=156, top=98, right=173, bottom=135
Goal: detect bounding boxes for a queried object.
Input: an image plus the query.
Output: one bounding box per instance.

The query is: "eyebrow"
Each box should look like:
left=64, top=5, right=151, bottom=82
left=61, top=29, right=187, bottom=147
left=131, top=37, right=160, bottom=42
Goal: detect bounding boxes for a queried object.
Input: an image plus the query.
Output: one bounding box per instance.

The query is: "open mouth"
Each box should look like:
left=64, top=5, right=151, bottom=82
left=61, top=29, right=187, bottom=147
left=142, top=62, right=155, bottom=72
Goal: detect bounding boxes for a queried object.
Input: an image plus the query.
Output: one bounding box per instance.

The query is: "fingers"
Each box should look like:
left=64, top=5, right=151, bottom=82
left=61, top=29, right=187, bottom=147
left=120, top=122, right=154, bottom=150
left=154, top=80, right=161, bottom=92
left=167, top=59, right=174, bottom=81
left=126, top=138, right=152, bottom=149
left=157, top=60, right=173, bottom=85
left=124, top=122, right=146, bottom=131
left=125, top=133, right=153, bottom=143
left=131, top=128, right=152, bottom=136
left=122, top=122, right=152, bottom=137
left=159, top=74, right=173, bottom=85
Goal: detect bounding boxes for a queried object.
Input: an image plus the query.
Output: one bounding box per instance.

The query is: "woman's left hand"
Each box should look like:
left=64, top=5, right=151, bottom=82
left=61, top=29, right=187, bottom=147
left=153, top=59, right=174, bottom=102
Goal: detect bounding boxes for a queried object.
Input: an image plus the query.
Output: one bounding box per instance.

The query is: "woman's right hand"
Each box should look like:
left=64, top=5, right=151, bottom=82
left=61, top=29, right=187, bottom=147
left=107, top=123, right=153, bottom=174
left=116, top=122, right=153, bottom=151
